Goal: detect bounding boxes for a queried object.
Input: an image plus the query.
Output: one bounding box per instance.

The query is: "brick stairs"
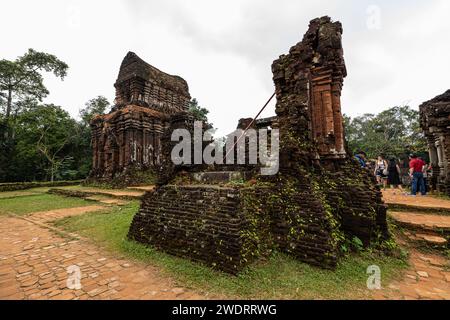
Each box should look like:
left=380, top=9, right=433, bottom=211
left=383, top=190, right=450, bottom=251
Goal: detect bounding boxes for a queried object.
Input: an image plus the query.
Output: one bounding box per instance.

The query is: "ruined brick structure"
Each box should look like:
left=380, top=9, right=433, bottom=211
left=89, top=52, right=192, bottom=185
left=128, top=17, right=389, bottom=274
left=420, top=90, right=450, bottom=195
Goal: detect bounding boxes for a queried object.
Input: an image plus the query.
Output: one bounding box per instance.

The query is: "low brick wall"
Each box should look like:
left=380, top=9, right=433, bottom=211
left=128, top=182, right=342, bottom=273
left=129, top=185, right=254, bottom=274
left=0, top=180, right=83, bottom=192
left=47, top=188, right=142, bottom=200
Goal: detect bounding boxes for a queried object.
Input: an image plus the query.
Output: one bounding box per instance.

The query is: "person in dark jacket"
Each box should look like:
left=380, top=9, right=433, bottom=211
left=387, top=157, right=404, bottom=194
left=355, top=151, right=367, bottom=168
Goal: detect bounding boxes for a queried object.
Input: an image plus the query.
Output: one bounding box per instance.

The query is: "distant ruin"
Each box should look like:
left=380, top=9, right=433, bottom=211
left=88, top=52, right=193, bottom=185
left=420, top=90, right=450, bottom=195
left=127, top=16, right=389, bottom=274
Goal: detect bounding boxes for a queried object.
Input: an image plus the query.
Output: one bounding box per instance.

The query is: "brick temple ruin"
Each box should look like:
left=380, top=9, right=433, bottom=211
left=88, top=52, right=193, bottom=185
left=126, top=17, right=389, bottom=274
left=420, top=90, right=450, bottom=195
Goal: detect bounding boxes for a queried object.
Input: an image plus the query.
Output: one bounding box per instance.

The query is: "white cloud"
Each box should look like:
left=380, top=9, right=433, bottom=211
left=1, top=0, right=448, bottom=136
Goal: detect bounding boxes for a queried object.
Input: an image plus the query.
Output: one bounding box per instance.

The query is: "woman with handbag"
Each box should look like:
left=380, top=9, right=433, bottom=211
left=374, top=155, right=388, bottom=190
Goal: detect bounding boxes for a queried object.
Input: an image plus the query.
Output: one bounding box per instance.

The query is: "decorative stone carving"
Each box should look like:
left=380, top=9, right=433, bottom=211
left=420, top=89, right=450, bottom=194
left=89, top=52, right=192, bottom=186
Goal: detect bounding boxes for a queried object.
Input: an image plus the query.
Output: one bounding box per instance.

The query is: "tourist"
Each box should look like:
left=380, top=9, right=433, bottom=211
left=387, top=157, right=404, bottom=194
left=409, top=154, right=426, bottom=196
left=374, top=155, right=388, bottom=189
left=422, top=161, right=432, bottom=193
left=355, top=151, right=367, bottom=168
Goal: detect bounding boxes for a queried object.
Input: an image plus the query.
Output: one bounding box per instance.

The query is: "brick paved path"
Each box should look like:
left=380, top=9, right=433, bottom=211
left=0, top=207, right=212, bottom=300
left=1, top=192, right=448, bottom=300
left=371, top=249, right=449, bottom=300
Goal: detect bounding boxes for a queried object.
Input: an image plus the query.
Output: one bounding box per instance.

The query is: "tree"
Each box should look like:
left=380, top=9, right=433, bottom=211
left=344, top=106, right=427, bottom=160
left=79, top=96, right=110, bottom=126
left=13, top=104, right=77, bottom=182
left=188, top=98, right=213, bottom=129
left=0, top=49, right=68, bottom=122
left=73, top=96, right=111, bottom=178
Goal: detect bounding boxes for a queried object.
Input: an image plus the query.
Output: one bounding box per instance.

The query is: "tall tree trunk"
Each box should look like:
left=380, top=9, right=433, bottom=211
left=6, top=88, right=12, bottom=121
left=3, top=88, right=12, bottom=140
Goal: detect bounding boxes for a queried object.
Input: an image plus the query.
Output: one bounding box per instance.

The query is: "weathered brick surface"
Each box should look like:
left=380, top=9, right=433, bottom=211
left=129, top=185, right=248, bottom=274
left=129, top=16, right=389, bottom=274
left=420, top=90, right=450, bottom=195
left=89, top=52, right=192, bottom=186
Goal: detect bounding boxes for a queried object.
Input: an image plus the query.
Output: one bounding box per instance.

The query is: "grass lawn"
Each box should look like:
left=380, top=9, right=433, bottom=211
left=54, top=201, right=409, bottom=299
left=0, top=186, right=52, bottom=199
left=0, top=193, right=97, bottom=215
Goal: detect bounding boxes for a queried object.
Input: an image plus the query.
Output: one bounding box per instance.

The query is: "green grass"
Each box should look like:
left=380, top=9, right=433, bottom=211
left=54, top=202, right=409, bottom=299
left=0, top=186, right=52, bottom=199
left=0, top=193, right=96, bottom=215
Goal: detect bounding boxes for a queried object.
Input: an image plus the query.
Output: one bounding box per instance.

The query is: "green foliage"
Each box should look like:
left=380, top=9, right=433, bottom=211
left=79, top=96, right=110, bottom=126
left=188, top=98, right=213, bottom=129
left=0, top=96, right=110, bottom=182
left=6, top=103, right=78, bottom=181
left=0, top=50, right=113, bottom=183
left=0, top=48, right=68, bottom=120
left=73, top=96, right=111, bottom=179
left=344, top=106, right=427, bottom=159
left=351, top=236, right=364, bottom=252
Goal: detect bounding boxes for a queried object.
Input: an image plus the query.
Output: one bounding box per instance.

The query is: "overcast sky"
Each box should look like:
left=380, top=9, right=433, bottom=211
left=2, top=0, right=449, bottom=136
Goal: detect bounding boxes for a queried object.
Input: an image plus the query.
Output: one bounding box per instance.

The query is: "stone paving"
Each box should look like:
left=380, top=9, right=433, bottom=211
left=23, top=206, right=105, bottom=225
left=0, top=207, right=213, bottom=300
left=371, top=245, right=449, bottom=300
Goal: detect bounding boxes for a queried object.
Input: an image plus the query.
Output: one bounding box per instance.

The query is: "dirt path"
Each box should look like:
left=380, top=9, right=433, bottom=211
left=0, top=207, right=213, bottom=300
left=383, top=189, right=450, bottom=210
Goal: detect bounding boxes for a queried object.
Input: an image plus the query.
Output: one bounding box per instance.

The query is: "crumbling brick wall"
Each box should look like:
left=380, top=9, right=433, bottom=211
left=128, top=17, right=389, bottom=274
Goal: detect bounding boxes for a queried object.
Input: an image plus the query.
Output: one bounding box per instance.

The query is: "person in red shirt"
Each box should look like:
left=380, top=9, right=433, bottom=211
left=409, top=154, right=426, bottom=196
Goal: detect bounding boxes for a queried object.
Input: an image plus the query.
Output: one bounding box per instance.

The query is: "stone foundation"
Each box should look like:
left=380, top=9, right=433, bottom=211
left=128, top=185, right=270, bottom=274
